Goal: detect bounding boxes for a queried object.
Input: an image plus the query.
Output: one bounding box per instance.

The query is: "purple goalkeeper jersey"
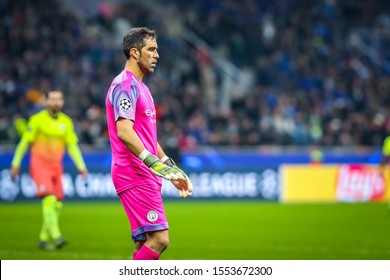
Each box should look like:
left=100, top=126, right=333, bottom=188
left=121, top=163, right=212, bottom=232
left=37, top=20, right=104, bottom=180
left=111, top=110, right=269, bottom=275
left=105, top=70, right=161, bottom=193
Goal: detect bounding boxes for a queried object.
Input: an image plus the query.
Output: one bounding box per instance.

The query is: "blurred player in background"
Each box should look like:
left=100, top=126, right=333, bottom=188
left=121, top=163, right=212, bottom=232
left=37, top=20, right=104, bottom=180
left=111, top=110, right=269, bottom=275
left=105, top=27, right=192, bottom=260
left=10, top=90, right=88, bottom=250
left=380, top=136, right=390, bottom=167
left=379, top=135, right=390, bottom=209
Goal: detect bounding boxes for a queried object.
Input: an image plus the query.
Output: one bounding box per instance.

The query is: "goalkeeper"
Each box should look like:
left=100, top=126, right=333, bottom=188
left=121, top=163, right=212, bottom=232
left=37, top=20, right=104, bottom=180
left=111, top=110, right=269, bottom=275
left=10, top=90, right=88, bottom=250
left=105, top=27, right=192, bottom=260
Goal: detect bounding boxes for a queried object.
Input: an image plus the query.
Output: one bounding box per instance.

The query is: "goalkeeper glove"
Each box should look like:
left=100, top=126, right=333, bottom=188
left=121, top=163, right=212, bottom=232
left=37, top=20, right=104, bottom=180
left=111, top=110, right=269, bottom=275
left=139, top=150, right=185, bottom=181
left=162, top=156, right=193, bottom=198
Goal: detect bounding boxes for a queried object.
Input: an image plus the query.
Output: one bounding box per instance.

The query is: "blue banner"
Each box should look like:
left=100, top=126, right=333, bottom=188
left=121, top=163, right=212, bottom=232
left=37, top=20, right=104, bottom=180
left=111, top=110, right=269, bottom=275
left=0, top=168, right=279, bottom=202
left=0, top=148, right=379, bottom=201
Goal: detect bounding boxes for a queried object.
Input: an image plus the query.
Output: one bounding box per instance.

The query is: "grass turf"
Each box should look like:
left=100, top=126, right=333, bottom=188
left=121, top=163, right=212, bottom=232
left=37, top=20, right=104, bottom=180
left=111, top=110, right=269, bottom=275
left=0, top=201, right=389, bottom=260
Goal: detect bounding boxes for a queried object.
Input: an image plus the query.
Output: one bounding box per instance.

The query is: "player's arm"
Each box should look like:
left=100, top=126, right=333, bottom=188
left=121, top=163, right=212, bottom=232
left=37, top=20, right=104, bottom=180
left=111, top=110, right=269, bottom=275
left=65, top=118, right=88, bottom=177
left=116, top=118, right=183, bottom=181
left=157, top=142, right=167, bottom=160
left=10, top=116, right=37, bottom=180
left=67, top=144, right=87, bottom=176
left=157, top=142, right=193, bottom=198
left=117, top=118, right=149, bottom=157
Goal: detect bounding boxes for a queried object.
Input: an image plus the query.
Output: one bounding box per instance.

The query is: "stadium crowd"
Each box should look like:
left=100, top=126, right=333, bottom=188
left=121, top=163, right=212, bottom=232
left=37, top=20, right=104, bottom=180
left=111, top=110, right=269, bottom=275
left=1, top=0, right=390, bottom=151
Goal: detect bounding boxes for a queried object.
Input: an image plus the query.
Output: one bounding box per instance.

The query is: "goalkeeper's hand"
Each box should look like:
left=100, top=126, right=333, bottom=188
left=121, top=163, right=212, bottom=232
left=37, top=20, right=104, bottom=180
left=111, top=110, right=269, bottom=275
left=140, top=151, right=185, bottom=181
left=163, top=157, right=193, bottom=198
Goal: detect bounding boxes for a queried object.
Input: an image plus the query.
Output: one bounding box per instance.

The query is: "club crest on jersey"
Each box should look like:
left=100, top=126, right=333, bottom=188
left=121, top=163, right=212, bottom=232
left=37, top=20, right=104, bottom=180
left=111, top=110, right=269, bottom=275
left=147, top=210, right=158, bottom=222
left=119, top=98, right=131, bottom=110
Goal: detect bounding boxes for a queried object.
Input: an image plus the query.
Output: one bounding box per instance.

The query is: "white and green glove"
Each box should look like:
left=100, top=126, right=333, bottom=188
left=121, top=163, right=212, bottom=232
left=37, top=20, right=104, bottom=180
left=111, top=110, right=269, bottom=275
left=139, top=150, right=185, bottom=181
left=162, top=156, right=193, bottom=198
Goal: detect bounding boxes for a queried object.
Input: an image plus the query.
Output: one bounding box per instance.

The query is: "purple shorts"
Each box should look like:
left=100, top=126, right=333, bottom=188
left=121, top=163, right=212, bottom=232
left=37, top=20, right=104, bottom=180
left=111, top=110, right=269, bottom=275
left=118, top=184, right=169, bottom=241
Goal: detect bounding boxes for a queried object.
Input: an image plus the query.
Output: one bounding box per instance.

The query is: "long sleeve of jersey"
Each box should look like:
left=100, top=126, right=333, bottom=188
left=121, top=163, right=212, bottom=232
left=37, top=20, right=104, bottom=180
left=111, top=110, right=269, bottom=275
left=382, top=136, right=390, bottom=156
left=380, top=136, right=390, bottom=165
left=11, top=137, right=30, bottom=168
left=65, top=119, right=86, bottom=171
left=11, top=116, right=38, bottom=168
left=67, top=143, right=86, bottom=171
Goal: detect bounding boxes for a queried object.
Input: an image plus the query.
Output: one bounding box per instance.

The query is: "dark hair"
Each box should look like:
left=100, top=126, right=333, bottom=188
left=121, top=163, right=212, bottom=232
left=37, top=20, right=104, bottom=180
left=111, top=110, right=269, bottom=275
left=123, top=27, right=157, bottom=60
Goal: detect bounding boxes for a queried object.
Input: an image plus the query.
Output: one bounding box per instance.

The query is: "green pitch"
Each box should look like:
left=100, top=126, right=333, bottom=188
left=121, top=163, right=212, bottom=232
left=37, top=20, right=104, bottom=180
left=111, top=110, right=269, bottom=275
left=0, top=201, right=389, bottom=260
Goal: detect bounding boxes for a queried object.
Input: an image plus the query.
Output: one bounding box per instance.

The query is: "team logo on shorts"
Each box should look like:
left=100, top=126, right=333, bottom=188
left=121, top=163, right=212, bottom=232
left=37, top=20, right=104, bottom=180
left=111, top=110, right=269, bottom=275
left=119, top=98, right=131, bottom=110
left=147, top=210, right=158, bottom=222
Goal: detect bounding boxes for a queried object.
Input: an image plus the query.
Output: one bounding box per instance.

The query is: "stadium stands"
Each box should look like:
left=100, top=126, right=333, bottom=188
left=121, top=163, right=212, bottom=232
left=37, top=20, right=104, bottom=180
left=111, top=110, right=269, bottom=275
left=1, top=0, right=390, bottom=149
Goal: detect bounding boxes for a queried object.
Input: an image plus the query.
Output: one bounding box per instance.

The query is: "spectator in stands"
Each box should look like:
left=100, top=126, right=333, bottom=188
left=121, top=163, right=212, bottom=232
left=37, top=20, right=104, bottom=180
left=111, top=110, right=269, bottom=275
left=1, top=0, right=390, bottom=149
